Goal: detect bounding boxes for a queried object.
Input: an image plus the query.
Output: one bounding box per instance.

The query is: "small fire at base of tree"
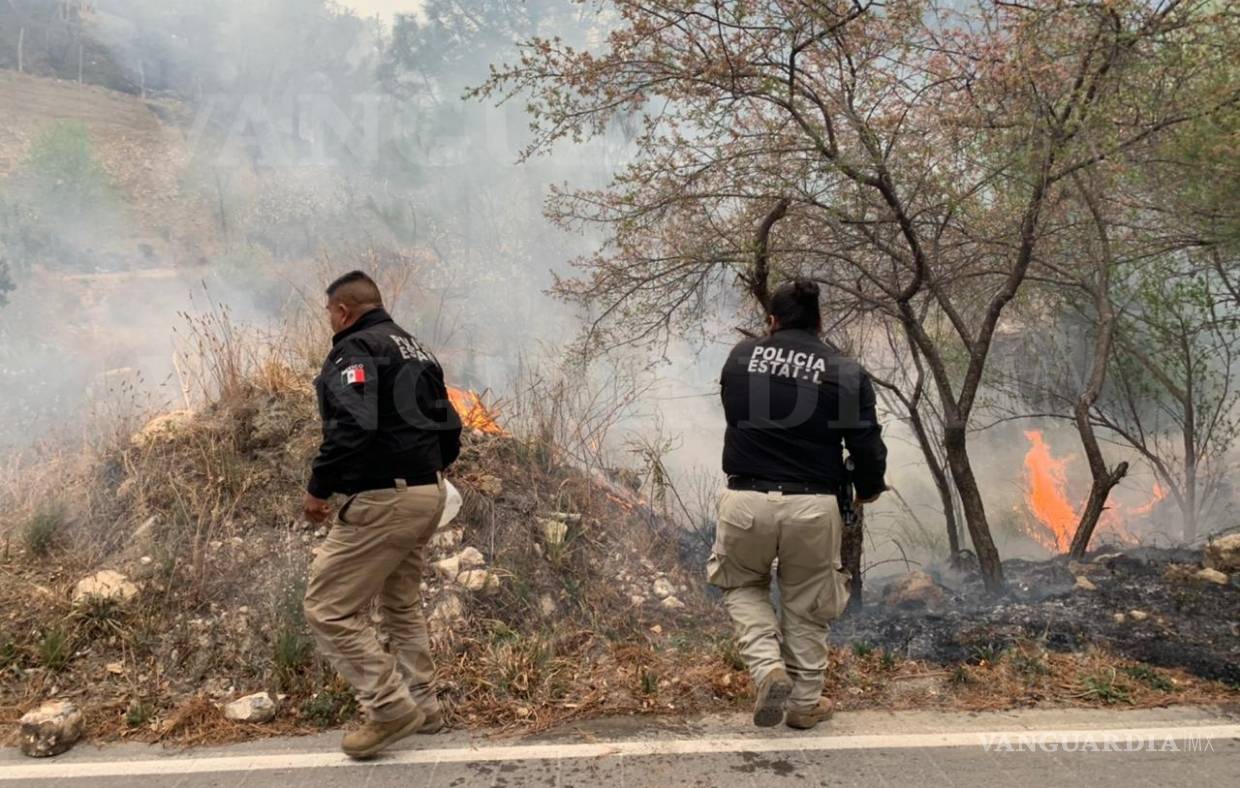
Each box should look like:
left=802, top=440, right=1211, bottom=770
left=1021, top=430, right=1168, bottom=554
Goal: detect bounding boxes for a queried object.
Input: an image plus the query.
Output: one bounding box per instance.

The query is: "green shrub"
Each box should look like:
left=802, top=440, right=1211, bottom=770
left=639, top=668, right=659, bottom=696
left=1011, top=651, right=1050, bottom=678
left=273, top=629, right=313, bottom=688
left=714, top=635, right=745, bottom=672
left=301, top=687, right=357, bottom=728
left=968, top=642, right=1005, bottom=665
left=0, top=635, right=19, bottom=670
left=39, top=627, right=71, bottom=672
left=126, top=699, right=153, bottom=728
left=1122, top=664, right=1174, bottom=692
left=24, top=503, right=66, bottom=556
left=1082, top=672, right=1132, bottom=704
left=74, top=596, right=127, bottom=639
left=27, top=122, right=114, bottom=213
left=851, top=641, right=875, bottom=658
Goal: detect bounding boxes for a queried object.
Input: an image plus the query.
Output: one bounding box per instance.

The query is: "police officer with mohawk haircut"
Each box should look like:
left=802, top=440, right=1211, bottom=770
left=301, top=270, right=462, bottom=759
left=712, top=279, right=887, bottom=730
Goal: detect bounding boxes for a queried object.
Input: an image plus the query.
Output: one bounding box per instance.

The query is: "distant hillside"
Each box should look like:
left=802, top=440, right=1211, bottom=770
left=0, top=2, right=135, bottom=94
left=0, top=68, right=215, bottom=267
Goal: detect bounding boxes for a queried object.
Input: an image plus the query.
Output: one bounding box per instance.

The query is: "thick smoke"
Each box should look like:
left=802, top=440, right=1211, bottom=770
left=0, top=1, right=619, bottom=449
left=0, top=1, right=1181, bottom=573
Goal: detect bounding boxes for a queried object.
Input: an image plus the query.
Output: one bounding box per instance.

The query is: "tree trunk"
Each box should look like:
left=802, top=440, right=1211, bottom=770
left=744, top=198, right=789, bottom=312
left=944, top=425, right=1005, bottom=593
left=1067, top=175, right=1127, bottom=560
left=908, top=403, right=960, bottom=563
left=1183, top=471, right=1198, bottom=542
left=1069, top=460, right=1128, bottom=558
left=840, top=507, right=864, bottom=615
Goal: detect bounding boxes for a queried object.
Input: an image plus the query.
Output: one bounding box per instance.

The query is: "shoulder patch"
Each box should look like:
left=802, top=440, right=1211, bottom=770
left=341, top=364, right=366, bottom=385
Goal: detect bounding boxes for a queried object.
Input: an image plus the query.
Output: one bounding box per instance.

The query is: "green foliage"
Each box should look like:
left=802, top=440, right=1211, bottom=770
left=851, top=641, right=875, bottom=658
left=878, top=650, right=898, bottom=671
left=1102, top=257, right=1240, bottom=536
left=1081, top=671, right=1131, bottom=704
left=639, top=668, right=659, bottom=696
left=27, top=122, right=115, bottom=214
left=0, top=634, right=19, bottom=670
left=38, top=627, right=71, bottom=672
left=301, top=687, right=358, bottom=728
left=949, top=665, right=971, bottom=686
left=272, top=629, right=313, bottom=686
left=968, top=643, right=1005, bottom=665
left=713, top=635, right=746, bottom=672
left=1121, top=665, right=1174, bottom=692
left=23, top=502, right=66, bottom=556
left=73, top=596, right=127, bottom=639
left=125, top=699, right=153, bottom=728
left=271, top=574, right=312, bottom=687
left=1011, top=651, right=1050, bottom=679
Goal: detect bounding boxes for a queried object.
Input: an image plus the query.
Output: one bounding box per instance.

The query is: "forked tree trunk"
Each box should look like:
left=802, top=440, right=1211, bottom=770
left=1067, top=175, right=1130, bottom=559
left=1069, top=462, right=1128, bottom=557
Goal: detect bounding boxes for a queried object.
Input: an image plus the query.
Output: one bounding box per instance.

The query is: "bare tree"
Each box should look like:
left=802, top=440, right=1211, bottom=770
left=479, top=0, right=1231, bottom=592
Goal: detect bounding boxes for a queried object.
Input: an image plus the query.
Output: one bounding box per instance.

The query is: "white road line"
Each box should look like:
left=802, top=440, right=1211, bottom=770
left=3, top=724, right=1237, bottom=782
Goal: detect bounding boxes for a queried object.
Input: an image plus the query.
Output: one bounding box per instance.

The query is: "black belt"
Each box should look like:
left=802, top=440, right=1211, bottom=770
left=344, top=473, right=440, bottom=495
left=727, top=477, right=838, bottom=495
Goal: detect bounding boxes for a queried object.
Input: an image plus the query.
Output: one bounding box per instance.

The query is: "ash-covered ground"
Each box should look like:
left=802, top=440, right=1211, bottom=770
left=833, top=546, right=1240, bottom=685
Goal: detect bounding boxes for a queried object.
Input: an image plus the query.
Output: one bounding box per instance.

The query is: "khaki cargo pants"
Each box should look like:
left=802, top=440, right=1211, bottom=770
left=707, top=489, right=851, bottom=710
left=304, top=479, right=446, bottom=722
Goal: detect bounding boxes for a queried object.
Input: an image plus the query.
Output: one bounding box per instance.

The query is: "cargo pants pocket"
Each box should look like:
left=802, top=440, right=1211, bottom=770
left=706, top=490, right=762, bottom=589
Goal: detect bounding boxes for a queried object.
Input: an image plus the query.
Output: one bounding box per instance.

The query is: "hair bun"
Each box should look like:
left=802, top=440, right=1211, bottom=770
left=793, top=279, right=820, bottom=298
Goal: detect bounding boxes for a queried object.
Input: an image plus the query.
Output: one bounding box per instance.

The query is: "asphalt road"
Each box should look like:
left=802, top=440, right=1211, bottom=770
left=4, top=707, right=1237, bottom=787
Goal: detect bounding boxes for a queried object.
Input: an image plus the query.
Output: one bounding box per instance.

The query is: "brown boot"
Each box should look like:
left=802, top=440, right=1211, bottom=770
left=417, top=706, right=444, bottom=734
left=785, top=698, right=834, bottom=730
left=341, top=708, right=425, bottom=759
left=752, top=667, right=793, bottom=727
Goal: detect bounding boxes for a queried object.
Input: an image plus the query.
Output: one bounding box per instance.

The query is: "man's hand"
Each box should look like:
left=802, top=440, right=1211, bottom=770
left=855, top=493, right=881, bottom=507
left=303, top=493, right=332, bottom=524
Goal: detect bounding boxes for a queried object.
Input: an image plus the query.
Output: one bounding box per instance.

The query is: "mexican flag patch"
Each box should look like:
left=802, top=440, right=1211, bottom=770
left=341, top=364, right=366, bottom=385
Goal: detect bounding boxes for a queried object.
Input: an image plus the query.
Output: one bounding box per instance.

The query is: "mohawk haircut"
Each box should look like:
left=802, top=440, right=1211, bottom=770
left=326, top=270, right=383, bottom=309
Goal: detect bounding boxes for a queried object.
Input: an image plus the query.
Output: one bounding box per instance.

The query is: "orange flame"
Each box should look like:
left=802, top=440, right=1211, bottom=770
left=1022, top=431, right=1155, bottom=552
left=448, top=387, right=504, bottom=435
left=1022, top=430, right=1078, bottom=552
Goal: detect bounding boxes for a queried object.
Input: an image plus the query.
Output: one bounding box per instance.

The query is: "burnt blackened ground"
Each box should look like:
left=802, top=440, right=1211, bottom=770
left=831, top=548, right=1240, bottom=685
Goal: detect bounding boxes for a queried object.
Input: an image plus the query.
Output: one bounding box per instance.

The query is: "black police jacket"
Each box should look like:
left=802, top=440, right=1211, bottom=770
left=720, top=328, right=887, bottom=499
left=307, top=308, right=462, bottom=498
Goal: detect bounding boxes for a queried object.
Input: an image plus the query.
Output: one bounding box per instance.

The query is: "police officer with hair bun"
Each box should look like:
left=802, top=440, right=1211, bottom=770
left=711, top=278, right=887, bottom=730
